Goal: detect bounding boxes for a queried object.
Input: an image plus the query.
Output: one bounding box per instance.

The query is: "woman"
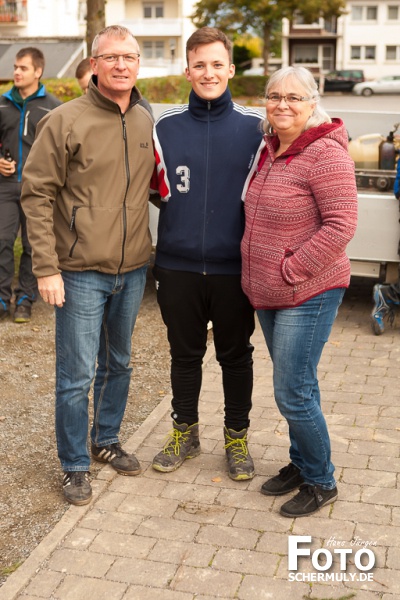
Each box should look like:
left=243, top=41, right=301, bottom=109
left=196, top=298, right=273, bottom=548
left=241, top=66, right=358, bottom=517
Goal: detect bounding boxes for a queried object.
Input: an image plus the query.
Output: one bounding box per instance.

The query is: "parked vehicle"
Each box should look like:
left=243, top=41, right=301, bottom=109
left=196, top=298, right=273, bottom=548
left=352, top=75, right=400, bottom=96
left=323, top=69, right=365, bottom=92
left=347, top=123, right=400, bottom=280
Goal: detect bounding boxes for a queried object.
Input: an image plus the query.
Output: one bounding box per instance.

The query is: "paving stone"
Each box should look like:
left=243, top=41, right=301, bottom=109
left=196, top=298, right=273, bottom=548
left=78, top=508, right=144, bottom=534
left=47, top=548, right=114, bottom=577
left=135, top=516, right=200, bottom=542
left=63, top=527, right=98, bottom=550
left=22, top=569, right=63, bottom=597
left=117, top=493, right=179, bottom=517
left=212, top=547, right=278, bottom=576
left=106, top=557, right=177, bottom=586
left=348, top=440, right=399, bottom=457
left=355, top=522, right=400, bottom=549
left=232, top=508, right=289, bottom=534
left=161, top=481, right=220, bottom=504
left=148, top=539, right=215, bottom=567
left=332, top=500, right=391, bottom=524
left=53, top=574, right=127, bottom=599
left=238, top=574, right=309, bottom=599
left=123, top=586, right=193, bottom=600
left=196, top=524, right=260, bottom=550
left=174, top=502, right=236, bottom=526
left=169, top=565, right=242, bottom=596
left=109, top=475, right=167, bottom=496
left=89, top=530, right=156, bottom=558
left=341, top=468, right=397, bottom=487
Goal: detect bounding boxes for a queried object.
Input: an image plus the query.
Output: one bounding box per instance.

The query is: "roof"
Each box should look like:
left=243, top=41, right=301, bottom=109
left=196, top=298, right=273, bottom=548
left=0, top=38, right=85, bottom=81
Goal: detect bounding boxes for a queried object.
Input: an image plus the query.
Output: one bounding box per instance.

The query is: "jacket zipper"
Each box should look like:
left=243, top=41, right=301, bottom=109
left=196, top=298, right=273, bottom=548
left=118, top=114, right=130, bottom=273
left=202, top=101, right=212, bottom=274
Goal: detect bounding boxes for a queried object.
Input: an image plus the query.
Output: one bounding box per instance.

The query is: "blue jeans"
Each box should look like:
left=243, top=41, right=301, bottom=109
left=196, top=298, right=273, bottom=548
left=257, top=288, right=345, bottom=490
left=55, top=267, right=147, bottom=472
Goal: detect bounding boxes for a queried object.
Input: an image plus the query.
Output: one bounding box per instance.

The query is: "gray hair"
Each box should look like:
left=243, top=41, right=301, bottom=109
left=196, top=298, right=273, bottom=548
left=264, top=65, right=331, bottom=134
left=91, top=25, right=139, bottom=57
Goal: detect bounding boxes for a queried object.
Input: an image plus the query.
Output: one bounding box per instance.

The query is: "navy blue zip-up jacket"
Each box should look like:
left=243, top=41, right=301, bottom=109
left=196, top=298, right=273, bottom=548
left=153, top=88, right=263, bottom=275
left=0, top=84, right=61, bottom=182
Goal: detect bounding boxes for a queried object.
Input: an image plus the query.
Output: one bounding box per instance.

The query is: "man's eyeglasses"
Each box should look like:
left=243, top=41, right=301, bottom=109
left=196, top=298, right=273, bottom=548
left=93, top=53, right=140, bottom=64
left=265, top=94, right=311, bottom=105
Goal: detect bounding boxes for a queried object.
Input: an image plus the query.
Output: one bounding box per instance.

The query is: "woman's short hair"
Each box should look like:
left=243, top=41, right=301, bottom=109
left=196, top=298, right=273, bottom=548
left=263, top=65, right=331, bottom=134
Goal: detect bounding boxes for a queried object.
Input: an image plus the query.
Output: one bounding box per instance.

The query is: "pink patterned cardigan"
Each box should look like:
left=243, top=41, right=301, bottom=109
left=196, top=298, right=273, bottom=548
left=241, top=118, right=358, bottom=309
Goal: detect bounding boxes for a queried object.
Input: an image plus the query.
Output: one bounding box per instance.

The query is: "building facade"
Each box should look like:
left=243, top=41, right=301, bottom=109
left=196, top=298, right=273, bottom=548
left=282, top=1, right=400, bottom=80
left=0, top=0, right=195, bottom=79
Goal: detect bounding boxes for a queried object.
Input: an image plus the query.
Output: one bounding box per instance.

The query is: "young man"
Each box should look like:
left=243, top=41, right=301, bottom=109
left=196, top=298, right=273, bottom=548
left=21, top=26, right=155, bottom=505
left=0, top=47, right=61, bottom=323
left=152, top=27, right=263, bottom=480
left=75, top=57, right=92, bottom=94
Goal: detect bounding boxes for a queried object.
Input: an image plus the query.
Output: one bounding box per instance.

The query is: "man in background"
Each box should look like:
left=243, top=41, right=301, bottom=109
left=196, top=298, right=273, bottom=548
left=0, top=47, right=61, bottom=323
left=75, top=57, right=92, bottom=94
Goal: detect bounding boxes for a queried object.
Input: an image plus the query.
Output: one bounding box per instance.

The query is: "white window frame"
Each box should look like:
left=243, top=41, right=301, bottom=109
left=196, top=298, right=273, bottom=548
left=351, top=5, right=378, bottom=21
left=143, top=3, right=164, bottom=19
left=350, top=45, right=376, bottom=60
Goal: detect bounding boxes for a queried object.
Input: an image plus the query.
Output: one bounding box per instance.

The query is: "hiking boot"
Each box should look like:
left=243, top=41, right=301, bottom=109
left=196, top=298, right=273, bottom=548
left=261, top=463, right=304, bottom=496
left=280, top=483, right=338, bottom=518
left=91, top=442, right=141, bottom=476
left=224, top=427, right=255, bottom=481
left=63, top=471, right=92, bottom=506
left=0, top=302, right=10, bottom=321
left=14, top=304, right=31, bottom=323
left=152, top=421, right=201, bottom=472
left=371, top=284, right=398, bottom=335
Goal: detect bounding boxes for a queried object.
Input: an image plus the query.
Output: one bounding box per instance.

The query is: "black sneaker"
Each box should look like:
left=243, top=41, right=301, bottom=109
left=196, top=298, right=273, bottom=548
left=63, top=471, right=92, bottom=506
left=261, top=463, right=304, bottom=496
left=280, top=484, right=338, bottom=518
left=14, top=304, right=32, bottom=323
left=91, top=442, right=142, bottom=476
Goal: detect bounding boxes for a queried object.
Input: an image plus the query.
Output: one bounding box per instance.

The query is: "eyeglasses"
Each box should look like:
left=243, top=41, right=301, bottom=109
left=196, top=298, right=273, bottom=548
left=265, top=94, right=311, bottom=105
left=93, top=53, right=140, bottom=64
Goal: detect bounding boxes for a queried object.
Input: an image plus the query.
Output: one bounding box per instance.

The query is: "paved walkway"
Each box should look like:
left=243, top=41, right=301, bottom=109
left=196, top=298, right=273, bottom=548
left=2, top=279, right=400, bottom=600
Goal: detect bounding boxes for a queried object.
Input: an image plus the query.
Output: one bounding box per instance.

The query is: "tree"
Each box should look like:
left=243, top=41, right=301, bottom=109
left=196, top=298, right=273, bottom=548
left=191, top=0, right=347, bottom=75
left=86, top=0, right=107, bottom=56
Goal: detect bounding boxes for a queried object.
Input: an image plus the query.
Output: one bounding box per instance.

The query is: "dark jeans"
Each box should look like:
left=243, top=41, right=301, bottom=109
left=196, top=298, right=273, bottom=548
left=0, top=182, right=37, bottom=307
left=153, top=266, right=255, bottom=430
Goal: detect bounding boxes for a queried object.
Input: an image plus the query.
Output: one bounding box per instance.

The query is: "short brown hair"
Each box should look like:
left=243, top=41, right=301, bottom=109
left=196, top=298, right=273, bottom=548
left=186, top=27, right=233, bottom=64
left=75, top=57, right=91, bottom=79
left=16, top=47, right=45, bottom=77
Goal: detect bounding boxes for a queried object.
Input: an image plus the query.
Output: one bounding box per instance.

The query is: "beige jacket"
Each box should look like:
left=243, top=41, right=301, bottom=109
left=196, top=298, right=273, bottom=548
left=21, top=78, right=155, bottom=278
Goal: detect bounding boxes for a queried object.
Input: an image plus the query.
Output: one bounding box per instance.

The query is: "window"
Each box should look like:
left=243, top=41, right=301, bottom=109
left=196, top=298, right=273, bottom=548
left=351, top=5, right=377, bottom=20
left=365, top=46, right=376, bottom=59
left=143, top=3, right=164, bottom=18
left=293, top=44, right=318, bottom=64
left=351, top=45, right=376, bottom=60
left=386, top=45, right=400, bottom=60
left=387, top=6, right=399, bottom=19
left=143, top=41, right=165, bottom=59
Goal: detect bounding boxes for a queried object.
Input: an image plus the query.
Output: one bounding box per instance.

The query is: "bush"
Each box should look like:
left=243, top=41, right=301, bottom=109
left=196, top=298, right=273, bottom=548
left=1, top=75, right=268, bottom=104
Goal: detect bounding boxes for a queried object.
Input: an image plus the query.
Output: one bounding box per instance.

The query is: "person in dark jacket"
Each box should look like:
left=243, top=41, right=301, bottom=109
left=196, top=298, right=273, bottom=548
left=151, top=27, right=263, bottom=480
left=0, top=47, right=61, bottom=323
left=371, top=159, right=400, bottom=334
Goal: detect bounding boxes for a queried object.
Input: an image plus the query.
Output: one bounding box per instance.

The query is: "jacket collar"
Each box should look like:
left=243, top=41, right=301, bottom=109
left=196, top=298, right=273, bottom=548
left=188, top=87, right=233, bottom=121
left=88, top=75, right=142, bottom=113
